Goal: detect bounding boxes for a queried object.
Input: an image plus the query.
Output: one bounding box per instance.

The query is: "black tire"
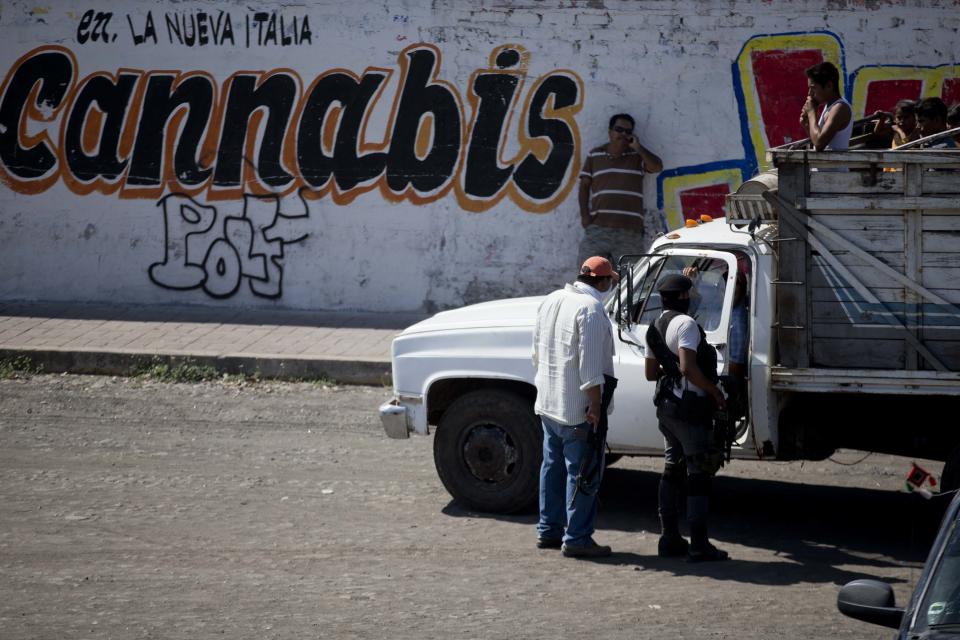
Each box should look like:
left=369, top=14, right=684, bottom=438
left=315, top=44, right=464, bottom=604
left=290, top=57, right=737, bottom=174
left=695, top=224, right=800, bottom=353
left=433, top=389, right=541, bottom=514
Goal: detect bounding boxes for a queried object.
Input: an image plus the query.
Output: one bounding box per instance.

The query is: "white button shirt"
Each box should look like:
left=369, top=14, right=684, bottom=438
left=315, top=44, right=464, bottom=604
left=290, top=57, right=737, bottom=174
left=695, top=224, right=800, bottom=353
left=532, top=282, right=616, bottom=425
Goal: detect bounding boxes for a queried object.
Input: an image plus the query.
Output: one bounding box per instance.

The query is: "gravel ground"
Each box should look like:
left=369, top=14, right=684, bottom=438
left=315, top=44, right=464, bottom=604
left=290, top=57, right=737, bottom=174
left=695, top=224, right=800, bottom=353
left=0, top=374, right=948, bottom=639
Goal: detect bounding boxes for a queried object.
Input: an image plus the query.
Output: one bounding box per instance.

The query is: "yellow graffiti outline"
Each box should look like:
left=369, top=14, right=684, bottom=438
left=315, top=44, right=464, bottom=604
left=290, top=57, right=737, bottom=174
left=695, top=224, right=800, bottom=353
left=929, top=65, right=960, bottom=107
left=662, top=168, right=742, bottom=231
left=512, top=69, right=583, bottom=213
left=849, top=66, right=940, bottom=119
left=0, top=45, right=78, bottom=195
left=736, top=33, right=843, bottom=170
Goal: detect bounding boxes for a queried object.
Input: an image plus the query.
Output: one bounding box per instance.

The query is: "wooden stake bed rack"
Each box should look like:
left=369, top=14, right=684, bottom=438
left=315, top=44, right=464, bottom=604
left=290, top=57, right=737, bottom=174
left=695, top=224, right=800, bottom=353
left=730, top=149, right=960, bottom=380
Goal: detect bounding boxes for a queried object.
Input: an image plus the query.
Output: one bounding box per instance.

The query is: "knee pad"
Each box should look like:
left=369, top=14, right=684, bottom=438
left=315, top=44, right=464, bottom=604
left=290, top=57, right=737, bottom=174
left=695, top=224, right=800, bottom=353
left=662, top=462, right=685, bottom=485
left=687, top=449, right=724, bottom=476
left=687, top=472, right=711, bottom=497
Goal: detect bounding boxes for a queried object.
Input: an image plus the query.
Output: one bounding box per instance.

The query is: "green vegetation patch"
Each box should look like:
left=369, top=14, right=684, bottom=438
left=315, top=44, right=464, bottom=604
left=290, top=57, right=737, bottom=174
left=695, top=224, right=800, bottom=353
left=136, top=357, right=221, bottom=383
left=134, top=357, right=336, bottom=386
left=0, top=355, right=43, bottom=379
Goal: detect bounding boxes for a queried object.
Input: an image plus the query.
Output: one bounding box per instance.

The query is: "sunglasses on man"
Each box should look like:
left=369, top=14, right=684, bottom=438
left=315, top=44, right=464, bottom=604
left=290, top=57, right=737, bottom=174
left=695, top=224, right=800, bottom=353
left=611, top=125, right=634, bottom=135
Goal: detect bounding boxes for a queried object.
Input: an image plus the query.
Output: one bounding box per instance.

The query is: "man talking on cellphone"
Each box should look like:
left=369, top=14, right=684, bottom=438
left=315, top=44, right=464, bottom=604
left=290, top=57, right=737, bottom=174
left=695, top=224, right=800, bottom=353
left=578, top=113, right=663, bottom=266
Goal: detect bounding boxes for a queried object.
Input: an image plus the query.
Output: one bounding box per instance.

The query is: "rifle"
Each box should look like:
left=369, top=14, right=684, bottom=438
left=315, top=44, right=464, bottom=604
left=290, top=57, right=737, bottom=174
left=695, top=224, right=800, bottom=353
left=645, top=317, right=683, bottom=406
left=714, top=375, right=745, bottom=463
left=571, top=374, right=618, bottom=502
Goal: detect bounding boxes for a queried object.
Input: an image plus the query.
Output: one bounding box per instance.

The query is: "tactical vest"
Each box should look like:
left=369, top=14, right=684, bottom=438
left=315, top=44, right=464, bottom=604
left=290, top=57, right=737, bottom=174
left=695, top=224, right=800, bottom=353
left=653, top=310, right=719, bottom=390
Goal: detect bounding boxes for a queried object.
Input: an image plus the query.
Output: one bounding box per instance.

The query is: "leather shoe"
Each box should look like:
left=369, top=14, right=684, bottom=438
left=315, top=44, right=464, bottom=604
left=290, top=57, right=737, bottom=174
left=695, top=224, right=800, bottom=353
left=561, top=539, right=612, bottom=558
left=658, top=534, right=690, bottom=558
left=536, top=537, right=563, bottom=549
left=687, top=543, right=729, bottom=563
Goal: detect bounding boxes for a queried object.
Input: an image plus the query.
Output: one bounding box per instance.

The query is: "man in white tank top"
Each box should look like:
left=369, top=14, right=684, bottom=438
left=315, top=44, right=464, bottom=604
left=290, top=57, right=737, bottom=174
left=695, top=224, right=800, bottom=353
left=800, top=61, right=852, bottom=152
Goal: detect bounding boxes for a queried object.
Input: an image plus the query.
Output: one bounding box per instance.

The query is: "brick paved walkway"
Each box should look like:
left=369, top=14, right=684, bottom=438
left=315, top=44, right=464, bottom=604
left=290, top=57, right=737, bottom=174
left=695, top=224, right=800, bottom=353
left=0, top=302, right=429, bottom=385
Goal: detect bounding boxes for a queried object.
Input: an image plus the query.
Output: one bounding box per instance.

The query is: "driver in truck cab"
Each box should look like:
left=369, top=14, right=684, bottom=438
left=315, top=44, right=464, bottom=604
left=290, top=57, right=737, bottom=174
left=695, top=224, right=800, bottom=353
left=644, top=274, right=729, bottom=563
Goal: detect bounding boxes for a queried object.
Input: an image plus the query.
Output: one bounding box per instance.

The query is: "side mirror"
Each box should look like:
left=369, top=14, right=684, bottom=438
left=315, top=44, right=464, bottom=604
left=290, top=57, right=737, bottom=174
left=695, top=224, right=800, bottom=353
left=837, top=579, right=903, bottom=629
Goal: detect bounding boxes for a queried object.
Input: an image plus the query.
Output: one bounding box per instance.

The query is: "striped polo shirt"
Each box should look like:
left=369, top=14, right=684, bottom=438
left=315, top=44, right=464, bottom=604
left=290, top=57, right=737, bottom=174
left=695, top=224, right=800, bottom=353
left=580, top=144, right=646, bottom=231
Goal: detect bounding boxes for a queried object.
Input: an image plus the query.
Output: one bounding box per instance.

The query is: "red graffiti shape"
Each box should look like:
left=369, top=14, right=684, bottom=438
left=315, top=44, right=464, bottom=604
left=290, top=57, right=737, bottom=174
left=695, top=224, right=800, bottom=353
left=750, top=48, right=824, bottom=147
left=943, top=77, right=960, bottom=107
left=679, top=183, right=730, bottom=222
left=864, top=79, right=922, bottom=115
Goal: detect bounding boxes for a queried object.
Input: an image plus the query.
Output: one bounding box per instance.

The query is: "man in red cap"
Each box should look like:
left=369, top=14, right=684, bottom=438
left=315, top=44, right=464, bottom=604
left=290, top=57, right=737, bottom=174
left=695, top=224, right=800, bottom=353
left=532, top=256, right=618, bottom=558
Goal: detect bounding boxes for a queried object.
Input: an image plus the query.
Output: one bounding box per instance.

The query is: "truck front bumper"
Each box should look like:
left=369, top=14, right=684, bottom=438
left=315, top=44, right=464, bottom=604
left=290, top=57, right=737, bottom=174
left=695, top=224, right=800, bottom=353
left=379, top=394, right=428, bottom=438
left=379, top=400, right=410, bottom=439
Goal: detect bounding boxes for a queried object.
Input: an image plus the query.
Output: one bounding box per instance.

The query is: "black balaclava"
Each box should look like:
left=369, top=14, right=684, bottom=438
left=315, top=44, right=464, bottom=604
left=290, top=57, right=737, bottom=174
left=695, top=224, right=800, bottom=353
left=662, top=292, right=691, bottom=314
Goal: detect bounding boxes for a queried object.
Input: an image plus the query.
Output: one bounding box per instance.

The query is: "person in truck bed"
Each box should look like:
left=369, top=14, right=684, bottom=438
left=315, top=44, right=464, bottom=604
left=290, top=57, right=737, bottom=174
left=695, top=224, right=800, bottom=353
left=800, top=61, right=853, bottom=152
left=872, top=99, right=921, bottom=148
left=945, top=102, right=960, bottom=146
left=916, top=97, right=958, bottom=149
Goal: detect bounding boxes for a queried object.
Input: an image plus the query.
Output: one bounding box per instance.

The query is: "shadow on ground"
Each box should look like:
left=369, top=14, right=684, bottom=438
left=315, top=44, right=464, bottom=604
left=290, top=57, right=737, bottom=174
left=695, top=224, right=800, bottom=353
left=443, top=466, right=947, bottom=586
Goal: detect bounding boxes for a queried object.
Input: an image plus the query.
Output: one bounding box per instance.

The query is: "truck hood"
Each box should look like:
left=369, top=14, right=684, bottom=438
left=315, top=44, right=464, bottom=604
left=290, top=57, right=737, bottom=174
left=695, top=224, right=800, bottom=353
left=401, top=296, right=545, bottom=335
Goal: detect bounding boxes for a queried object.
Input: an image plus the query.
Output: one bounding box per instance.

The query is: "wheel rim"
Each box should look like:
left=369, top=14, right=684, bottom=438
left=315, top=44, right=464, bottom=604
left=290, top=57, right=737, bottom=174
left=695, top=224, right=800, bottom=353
left=461, top=423, right=519, bottom=484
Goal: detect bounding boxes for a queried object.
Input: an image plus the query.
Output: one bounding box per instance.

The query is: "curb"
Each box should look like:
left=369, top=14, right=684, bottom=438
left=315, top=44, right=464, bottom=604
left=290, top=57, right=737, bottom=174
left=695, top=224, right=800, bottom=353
left=0, top=348, right=392, bottom=387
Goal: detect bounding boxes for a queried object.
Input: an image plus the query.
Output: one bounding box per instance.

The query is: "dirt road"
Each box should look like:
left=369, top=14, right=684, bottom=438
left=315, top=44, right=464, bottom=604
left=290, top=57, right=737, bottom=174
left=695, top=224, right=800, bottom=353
left=0, top=375, right=947, bottom=639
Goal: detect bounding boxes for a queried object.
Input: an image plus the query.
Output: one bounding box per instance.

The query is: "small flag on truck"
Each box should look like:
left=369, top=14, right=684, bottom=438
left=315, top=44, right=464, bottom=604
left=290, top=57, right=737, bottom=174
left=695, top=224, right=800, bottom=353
left=905, top=462, right=938, bottom=498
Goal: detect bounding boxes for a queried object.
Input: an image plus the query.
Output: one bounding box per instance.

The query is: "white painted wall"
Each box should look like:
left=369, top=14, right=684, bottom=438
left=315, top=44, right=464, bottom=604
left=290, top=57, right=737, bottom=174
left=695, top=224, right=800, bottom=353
left=0, top=0, right=958, bottom=312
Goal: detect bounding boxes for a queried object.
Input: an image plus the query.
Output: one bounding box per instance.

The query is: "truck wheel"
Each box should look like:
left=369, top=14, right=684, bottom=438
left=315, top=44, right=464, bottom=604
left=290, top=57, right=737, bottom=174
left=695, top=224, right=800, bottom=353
left=433, top=389, right=541, bottom=514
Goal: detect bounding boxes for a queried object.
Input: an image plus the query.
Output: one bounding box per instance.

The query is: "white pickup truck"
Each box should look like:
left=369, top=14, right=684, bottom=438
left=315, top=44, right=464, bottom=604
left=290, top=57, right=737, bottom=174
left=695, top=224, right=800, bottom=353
left=380, top=147, right=960, bottom=513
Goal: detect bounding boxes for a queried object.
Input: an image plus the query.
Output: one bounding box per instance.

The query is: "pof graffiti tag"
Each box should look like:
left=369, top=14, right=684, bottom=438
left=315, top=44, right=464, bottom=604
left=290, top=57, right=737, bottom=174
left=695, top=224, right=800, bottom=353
left=0, top=43, right=583, bottom=214
left=149, top=191, right=310, bottom=299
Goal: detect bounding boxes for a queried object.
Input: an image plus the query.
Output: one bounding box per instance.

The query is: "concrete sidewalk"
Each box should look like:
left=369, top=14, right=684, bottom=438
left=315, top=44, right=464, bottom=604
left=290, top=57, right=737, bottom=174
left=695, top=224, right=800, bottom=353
left=0, top=302, right=430, bottom=385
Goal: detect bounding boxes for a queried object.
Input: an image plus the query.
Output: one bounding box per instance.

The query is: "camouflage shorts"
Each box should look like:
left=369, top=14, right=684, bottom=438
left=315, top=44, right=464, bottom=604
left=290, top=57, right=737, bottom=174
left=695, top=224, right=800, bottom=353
left=577, top=224, right=647, bottom=268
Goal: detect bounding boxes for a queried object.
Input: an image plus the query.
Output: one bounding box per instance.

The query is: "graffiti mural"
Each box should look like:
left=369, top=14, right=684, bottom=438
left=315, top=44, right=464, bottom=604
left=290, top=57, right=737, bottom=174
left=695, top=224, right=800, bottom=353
left=2, top=3, right=959, bottom=310
left=657, top=161, right=749, bottom=232
left=0, top=43, right=582, bottom=213
left=149, top=191, right=310, bottom=299
left=734, top=32, right=846, bottom=173
left=657, top=30, right=960, bottom=230
left=849, top=63, right=960, bottom=119
left=0, top=3, right=585, bottom=302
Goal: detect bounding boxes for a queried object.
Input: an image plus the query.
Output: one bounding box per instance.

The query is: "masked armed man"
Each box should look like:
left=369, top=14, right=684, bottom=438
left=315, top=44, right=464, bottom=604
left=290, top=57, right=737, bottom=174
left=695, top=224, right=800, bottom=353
left=644, top=274, right=729, bottom=562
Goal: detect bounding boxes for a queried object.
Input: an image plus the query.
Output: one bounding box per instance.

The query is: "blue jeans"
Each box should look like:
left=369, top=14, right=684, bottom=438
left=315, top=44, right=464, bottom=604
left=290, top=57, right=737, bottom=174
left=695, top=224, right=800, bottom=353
left=537, top=416, right=602, bottom=546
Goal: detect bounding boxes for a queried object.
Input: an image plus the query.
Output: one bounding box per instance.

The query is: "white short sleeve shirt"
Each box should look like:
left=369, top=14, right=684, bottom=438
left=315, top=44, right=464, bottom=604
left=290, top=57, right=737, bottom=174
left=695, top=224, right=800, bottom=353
left=644, top=312, right=707, bottom=398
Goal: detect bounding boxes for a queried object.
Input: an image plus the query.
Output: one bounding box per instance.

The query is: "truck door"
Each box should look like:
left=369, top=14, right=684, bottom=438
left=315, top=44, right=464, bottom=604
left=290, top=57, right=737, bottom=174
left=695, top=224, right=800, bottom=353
left=607, top=249, right=740, bottom=452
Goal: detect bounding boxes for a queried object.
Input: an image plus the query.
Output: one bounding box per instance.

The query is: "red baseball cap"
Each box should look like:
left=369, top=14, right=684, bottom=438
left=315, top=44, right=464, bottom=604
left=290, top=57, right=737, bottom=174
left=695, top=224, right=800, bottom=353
left=580, top=256, right=620, bottom=282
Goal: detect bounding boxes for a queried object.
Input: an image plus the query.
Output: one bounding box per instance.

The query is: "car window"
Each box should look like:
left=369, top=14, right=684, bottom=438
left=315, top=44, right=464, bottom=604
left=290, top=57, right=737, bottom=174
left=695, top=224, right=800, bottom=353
left=690, top=267, right=726, bottom=331
left=914, top=516, right=960, bottom=632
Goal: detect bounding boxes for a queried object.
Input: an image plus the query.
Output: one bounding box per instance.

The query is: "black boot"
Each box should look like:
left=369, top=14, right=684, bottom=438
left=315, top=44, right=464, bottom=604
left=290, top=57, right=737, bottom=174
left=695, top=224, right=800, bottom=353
left=686, top=479, right=728, bottom=563
left=687, top=521, right=728, bottom=562
left=658, top=514, right=689, bottom=558
left=657, top=469, right=689, bottom=558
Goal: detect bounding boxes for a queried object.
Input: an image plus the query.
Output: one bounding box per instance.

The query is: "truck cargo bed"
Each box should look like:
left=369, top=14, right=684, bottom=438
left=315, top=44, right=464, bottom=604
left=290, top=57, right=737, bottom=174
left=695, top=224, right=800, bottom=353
left=736, top=150, right=960, bottom=384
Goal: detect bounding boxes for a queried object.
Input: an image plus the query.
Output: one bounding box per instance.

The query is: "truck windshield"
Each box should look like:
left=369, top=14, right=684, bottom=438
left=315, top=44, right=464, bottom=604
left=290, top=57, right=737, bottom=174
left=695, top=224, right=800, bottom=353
left=634, top=255, right=730, bottom=331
